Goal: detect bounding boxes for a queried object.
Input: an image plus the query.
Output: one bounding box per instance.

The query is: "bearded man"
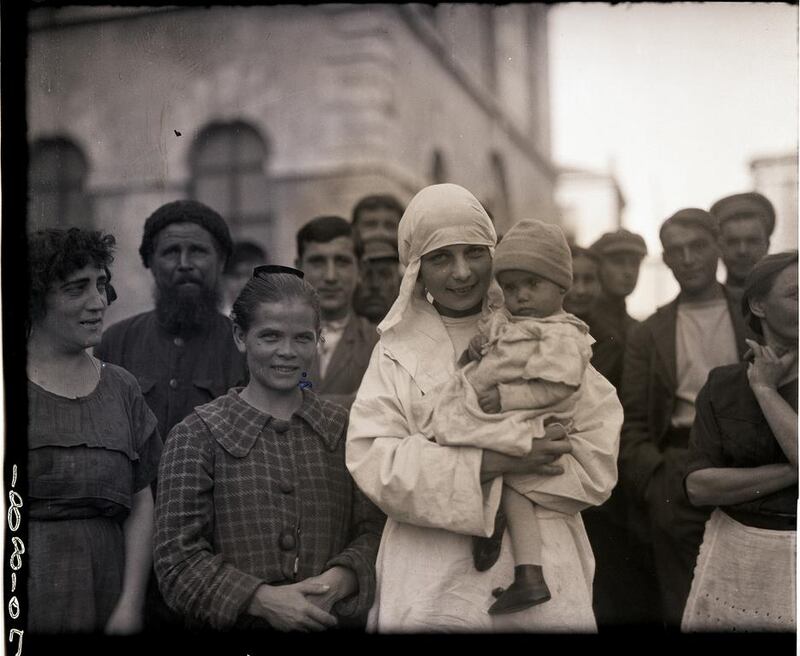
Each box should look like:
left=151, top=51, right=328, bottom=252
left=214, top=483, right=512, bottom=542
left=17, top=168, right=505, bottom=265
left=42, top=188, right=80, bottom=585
left=96, top=200, right=247, bottom=439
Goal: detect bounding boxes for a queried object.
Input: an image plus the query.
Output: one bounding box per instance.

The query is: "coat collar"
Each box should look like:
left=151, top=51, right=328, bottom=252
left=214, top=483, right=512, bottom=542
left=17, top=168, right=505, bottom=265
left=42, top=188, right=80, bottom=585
left=195, top=388, right=347, bottom=457
left=379, top=296, right=461, bottom=394
left=650, top=284, right=750, bottom=389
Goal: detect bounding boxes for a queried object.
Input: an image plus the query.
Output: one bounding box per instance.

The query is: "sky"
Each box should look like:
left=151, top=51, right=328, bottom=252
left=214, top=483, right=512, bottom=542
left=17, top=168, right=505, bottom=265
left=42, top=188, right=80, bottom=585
left=548, top=2, right=798, bottom=255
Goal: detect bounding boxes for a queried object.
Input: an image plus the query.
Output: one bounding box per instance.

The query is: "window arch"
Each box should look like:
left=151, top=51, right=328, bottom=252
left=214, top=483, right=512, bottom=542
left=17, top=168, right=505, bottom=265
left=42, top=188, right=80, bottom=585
left=189, top=121, right=271, bottom=233
left=28, top=136, right=93, bottom=230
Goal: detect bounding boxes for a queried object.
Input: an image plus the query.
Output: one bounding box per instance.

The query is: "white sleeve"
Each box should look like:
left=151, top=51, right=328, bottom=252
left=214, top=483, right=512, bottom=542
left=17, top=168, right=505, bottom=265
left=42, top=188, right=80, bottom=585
left=505, top=367, right=622, bottom=515
left=346, top=344, right=503, bottom=537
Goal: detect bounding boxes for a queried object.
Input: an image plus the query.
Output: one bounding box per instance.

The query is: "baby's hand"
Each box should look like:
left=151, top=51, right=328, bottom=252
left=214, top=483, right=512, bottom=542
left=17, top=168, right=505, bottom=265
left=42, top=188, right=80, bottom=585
left=478, top=387, right=501, bottom=414
left=468, top=334, right=489, bottom=362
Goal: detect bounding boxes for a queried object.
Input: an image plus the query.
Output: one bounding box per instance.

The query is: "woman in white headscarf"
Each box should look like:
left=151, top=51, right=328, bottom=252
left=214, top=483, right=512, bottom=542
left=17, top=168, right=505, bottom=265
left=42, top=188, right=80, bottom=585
left=346, top=184, right=622, bottom=632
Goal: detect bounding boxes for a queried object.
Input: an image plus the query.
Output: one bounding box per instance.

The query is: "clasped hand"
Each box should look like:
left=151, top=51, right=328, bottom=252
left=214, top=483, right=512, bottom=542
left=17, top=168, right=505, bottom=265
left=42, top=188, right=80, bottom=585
left=248, top=579, right=337, bottom=632
left=481, top=422, right=572, bottom=481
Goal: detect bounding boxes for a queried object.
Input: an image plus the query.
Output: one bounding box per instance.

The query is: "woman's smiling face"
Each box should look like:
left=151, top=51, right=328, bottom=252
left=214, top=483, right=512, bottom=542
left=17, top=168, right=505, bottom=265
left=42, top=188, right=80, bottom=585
left=233, top=299, right=319, bottom=394
left=419, top=244, right=492, bottom=317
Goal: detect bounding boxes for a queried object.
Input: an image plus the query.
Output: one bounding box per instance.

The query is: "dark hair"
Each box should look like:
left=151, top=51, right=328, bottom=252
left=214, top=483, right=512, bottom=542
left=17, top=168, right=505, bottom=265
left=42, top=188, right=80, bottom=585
left=741, top=250, right=798, bottom=336
left=28, top=228, right=116, bottom=327
left=139, top=199, right=233, bottom=268
left=659, top=208, right=719, bottom=247
left=351, top=194, right=405, bottom=225
left=569, top=244, right=601, bottom=267
left=225, top=240, right=268, bottom=274
left=296, top=215, right=363, bottom=260
left=231, top=272, right=322, bottom=334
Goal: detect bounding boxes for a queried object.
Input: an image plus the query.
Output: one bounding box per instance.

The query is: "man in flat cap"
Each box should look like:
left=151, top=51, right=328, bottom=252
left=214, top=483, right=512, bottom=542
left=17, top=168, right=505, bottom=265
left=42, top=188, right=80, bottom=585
left=619, top=209, right=752, bottom=628
left=351, top=193, right=405, bottom=242
left=353, top=236, right=401, bottom=324
left=710, top=191, right=775, bottom=292
left=589, top=228, right=648, bottom=389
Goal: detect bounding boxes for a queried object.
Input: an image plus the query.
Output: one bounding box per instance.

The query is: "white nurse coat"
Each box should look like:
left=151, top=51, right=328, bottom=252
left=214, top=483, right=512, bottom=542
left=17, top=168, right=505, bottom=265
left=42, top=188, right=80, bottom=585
left=346, top=295, right=623, bottom=632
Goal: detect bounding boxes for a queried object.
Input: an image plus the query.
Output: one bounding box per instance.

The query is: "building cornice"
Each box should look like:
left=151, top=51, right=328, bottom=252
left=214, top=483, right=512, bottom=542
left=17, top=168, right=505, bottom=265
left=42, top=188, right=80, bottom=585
left=395, top=4, right=557, bottom=182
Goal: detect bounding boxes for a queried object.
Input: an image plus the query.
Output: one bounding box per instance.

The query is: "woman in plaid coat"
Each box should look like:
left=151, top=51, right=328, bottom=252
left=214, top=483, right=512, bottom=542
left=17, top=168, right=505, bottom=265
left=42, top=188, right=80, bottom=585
left=154, top=266, right=384, bottom=631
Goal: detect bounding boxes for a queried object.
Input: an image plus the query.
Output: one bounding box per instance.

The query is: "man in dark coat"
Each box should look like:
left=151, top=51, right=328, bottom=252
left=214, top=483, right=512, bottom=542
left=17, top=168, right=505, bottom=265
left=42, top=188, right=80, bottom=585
left=296, top=215, right=378, bottom=409
left=566, top=244, right=660, bottom=627
left=96, top=199, right=248, bottom=630
left=619, top=208, right=752, bottom=628
left=96, top=199, right=247, bottom=440
left=351, top=194, right=404, bottom=324
left=589, top=228, right=648, bottom=389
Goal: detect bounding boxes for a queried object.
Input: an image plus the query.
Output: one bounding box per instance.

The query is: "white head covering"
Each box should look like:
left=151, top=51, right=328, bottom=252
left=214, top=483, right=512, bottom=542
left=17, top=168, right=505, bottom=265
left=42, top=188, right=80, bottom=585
left=378, top=183, right=503, bottom=336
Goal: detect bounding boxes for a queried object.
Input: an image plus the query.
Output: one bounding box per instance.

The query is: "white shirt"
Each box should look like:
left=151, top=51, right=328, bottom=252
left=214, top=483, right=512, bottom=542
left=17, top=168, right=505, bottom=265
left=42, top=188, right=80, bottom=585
left=672, top=297, right=739, bottom=428
left=319, top=313, right=350, bottom=379
left=439, top=312, right=481, bottom=362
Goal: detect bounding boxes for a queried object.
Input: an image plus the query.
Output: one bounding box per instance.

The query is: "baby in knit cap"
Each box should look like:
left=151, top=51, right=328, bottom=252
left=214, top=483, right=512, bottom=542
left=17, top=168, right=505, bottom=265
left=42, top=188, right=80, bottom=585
left=416, top=219, right=594, bottom=615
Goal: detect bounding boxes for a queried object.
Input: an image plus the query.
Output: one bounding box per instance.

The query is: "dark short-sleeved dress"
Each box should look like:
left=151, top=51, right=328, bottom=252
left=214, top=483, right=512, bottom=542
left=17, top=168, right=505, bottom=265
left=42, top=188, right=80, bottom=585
left=27, top=362, right=162, bottom=633
left=682, top=362, right=797, bottom=631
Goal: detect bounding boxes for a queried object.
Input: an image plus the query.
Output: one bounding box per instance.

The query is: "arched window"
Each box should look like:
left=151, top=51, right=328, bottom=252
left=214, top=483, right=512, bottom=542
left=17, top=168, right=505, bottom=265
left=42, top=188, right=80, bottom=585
left=28, top=136, right=92, bottom=230
left=189, top=121, right=271, bottom=234
left=430, top=149, right=448, bottom=184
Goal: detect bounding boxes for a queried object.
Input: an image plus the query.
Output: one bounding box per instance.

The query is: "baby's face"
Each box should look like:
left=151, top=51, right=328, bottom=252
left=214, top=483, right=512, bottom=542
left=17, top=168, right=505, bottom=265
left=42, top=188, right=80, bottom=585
left=496, top=270, right=564, bottom=318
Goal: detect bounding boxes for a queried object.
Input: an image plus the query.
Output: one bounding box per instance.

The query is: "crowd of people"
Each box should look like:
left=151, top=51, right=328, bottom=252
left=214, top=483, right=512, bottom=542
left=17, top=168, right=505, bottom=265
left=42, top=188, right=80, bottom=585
left=25, top=183, right=796, bottom=635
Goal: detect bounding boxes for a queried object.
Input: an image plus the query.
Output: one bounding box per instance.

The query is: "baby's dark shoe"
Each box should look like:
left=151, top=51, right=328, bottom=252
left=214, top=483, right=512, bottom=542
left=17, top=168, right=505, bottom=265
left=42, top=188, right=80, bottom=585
left=488, top=564, right=551, bottom=615
left=472, top=507, right=506, bottom=572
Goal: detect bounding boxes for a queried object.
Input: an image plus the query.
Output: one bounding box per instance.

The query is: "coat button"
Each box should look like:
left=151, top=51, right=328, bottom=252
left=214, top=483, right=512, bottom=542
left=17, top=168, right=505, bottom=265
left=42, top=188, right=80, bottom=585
left=279, top=480, right=294, bottom=494
left=173, top=337, right=184, bottom=347
left=169, top=378, right=178, bottom=389
left=272, top=419, right=290, bottom=433
left=279, top=532, right=296, bottom=551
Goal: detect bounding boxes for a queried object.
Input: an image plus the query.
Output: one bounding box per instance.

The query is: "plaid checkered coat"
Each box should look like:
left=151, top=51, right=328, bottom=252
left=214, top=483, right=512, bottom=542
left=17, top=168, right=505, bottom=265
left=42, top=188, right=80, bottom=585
left=154, top=388, right=384, bottom=630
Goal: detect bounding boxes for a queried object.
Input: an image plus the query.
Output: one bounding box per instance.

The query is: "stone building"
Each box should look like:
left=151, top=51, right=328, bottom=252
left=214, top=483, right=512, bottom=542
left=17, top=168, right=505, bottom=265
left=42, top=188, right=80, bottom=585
left=750, top=152, right=798, bottom=252
left=27, top=4, right=558, bottom=324
left=555, top=165, right=627, bottom=246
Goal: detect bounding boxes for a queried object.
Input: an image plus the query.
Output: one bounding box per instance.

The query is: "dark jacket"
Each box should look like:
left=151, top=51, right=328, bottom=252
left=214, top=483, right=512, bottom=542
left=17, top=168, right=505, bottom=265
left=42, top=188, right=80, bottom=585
left=96, top=310, right=247, bottom=439
left=619, top=286, right=751, bottom=503
left=307, top=314, right=379, bottom=410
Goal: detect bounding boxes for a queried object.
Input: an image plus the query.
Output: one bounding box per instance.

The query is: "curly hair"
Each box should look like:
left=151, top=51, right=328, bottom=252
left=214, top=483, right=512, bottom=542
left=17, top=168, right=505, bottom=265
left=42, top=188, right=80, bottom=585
left=28, top=228, right=117, bottom=328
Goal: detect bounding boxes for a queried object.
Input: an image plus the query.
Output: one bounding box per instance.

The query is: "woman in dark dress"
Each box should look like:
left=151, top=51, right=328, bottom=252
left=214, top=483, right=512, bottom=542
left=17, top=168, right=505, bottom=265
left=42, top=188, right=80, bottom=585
left=684, top=250, right=797, bottom=631
left=153, top=267, right=384, bottom=631
left=26, top=228, right=161, bottom=633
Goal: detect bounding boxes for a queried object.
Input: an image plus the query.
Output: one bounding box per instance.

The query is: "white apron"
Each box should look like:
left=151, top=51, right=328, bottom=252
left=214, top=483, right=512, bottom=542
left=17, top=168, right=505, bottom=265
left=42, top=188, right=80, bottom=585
left=682, top=508, right=796, bottom=632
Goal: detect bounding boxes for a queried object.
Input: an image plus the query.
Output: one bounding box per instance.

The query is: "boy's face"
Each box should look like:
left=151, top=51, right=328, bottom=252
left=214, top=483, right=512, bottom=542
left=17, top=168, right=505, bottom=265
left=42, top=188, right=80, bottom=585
left=496, top=269, right=564, bottom=318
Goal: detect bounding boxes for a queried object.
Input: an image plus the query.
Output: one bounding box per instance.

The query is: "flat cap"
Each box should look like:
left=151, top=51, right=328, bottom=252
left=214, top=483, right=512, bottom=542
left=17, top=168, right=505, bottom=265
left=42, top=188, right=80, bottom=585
left=709, top=192, right=775, bottom=236
left=659, top=208, right=719, bottom=244
left=361, top=236, right=399, bottom=262
left=590, top=228, right=647, bottom=257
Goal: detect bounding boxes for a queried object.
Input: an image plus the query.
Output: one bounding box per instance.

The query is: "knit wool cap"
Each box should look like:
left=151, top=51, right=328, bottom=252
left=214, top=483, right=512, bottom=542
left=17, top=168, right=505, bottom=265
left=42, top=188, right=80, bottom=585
left=710, top=192, right=776, bottom=237
left=493, top=219, right=573, bottom=290
left=590, top=228, right=648, bottom=257
left=139, top=200, right=233, bottom=268
left=659, top=208, right=719, bottom=245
